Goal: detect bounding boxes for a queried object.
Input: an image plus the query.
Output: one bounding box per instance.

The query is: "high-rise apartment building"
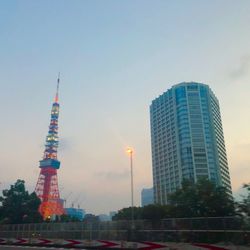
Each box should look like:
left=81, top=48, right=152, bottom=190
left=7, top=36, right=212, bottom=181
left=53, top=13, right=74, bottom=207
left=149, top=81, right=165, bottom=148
left=150, top=82, right=232, bottom=204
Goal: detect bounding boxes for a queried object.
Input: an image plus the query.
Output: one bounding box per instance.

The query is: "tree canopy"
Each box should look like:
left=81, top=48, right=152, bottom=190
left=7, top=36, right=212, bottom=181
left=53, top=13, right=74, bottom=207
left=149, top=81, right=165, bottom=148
left=113, top=179, right=235, bottom=220
left=168, top=179, right=235, bottom=217
left=0, top=179, right=42, bottom=224
left=112, top=207, right=143, bottom=220
left=236, top=183, right=250, bottom=216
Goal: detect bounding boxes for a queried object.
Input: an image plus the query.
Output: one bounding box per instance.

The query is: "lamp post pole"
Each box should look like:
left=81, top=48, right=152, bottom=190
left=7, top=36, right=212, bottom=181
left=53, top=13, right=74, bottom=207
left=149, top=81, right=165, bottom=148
left=126, top=147, right=134, bottom=229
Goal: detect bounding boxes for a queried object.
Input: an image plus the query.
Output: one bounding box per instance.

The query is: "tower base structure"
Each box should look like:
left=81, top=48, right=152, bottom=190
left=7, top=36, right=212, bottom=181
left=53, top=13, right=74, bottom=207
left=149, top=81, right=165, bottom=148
left=35, top=161, right=64, bottom=219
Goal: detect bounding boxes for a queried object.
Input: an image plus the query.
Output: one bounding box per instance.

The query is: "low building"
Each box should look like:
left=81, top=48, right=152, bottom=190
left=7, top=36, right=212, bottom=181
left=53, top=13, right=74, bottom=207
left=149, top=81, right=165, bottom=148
left=65, top=207, right=85, bottom=221
left=98, top=214, right=110, bottom=221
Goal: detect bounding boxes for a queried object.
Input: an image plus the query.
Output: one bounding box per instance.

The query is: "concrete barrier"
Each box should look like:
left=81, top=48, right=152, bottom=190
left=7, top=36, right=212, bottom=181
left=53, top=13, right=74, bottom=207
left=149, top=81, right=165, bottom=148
left=0, top=237, right=249, bottom=249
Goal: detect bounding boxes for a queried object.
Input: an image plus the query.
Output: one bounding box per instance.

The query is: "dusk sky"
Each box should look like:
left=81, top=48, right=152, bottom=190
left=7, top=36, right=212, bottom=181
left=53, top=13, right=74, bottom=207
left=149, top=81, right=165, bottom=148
left=0, top=1, right=250, bottom=214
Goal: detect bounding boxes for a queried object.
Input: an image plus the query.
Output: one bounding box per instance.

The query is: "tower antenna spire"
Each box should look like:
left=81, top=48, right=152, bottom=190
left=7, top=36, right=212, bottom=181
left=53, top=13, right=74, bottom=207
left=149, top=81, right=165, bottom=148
left=55, top=72, right=60, bottom=103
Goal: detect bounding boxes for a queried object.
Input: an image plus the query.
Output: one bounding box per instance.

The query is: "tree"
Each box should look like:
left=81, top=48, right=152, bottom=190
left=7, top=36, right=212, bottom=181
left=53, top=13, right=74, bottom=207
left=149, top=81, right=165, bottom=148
left=141, top=204, right=171, bottom=220
left=0, top=179, right=42, bottom=224
left=236, top=183, right=250, bottom=216
left=168, top=178, right=235, bottom=217
left=113, top=179, right=235, bottom=221
left=112, top=207, right=142, bottom=220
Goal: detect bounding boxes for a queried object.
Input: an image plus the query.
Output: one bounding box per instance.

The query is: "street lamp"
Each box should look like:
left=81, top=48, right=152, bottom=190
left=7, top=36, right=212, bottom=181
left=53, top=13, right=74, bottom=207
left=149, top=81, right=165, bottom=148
left=126, top=147, right=134, bottom=229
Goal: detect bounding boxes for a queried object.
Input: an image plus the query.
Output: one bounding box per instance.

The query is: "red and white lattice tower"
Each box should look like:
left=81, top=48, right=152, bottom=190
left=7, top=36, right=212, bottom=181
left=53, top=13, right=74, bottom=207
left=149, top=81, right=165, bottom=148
left=35, top=76, right=64, bottom=219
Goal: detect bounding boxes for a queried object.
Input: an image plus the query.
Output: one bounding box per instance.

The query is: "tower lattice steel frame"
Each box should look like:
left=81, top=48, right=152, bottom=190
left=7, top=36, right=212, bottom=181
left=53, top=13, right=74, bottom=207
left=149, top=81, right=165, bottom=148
left=35, top=76, right=64, bottom=219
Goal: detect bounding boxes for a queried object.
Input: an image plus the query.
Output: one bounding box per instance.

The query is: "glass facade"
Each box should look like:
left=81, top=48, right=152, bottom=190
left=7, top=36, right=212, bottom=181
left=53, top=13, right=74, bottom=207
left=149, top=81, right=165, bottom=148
left=150, top=82, right=232, bottom=204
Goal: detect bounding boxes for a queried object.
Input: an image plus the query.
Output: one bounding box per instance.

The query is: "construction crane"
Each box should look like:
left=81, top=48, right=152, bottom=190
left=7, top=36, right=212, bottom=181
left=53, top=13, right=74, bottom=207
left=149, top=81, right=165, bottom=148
left=71, top=194, right=82, bottom=208
left=63, top=191, right=72, bottom=208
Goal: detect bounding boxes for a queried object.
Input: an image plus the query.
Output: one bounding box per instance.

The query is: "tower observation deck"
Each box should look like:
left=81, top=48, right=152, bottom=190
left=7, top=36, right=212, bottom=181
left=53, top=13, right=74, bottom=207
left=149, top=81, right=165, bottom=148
left=35, top=76, right=64, bottom=219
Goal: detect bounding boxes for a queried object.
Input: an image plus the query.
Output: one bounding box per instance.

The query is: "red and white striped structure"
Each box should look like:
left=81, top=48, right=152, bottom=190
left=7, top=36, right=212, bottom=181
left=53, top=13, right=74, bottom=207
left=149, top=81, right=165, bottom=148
left=35, top=76, right=64, bottom=219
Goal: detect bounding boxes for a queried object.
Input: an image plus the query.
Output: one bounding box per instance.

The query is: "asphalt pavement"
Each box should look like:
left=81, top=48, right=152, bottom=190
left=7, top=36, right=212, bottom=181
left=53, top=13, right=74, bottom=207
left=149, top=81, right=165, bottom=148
left=0, top=246, right=84, bottom=250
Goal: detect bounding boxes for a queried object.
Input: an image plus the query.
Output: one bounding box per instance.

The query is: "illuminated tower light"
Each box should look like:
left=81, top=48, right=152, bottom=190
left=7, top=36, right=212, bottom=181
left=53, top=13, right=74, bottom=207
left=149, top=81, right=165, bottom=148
left=35, top=75, right=65, bottom=219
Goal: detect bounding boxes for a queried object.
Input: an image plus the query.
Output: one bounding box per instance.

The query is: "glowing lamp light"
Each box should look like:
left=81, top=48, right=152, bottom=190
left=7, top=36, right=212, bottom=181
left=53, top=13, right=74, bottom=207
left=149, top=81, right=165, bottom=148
left=126, top=147, right=133, bottom=154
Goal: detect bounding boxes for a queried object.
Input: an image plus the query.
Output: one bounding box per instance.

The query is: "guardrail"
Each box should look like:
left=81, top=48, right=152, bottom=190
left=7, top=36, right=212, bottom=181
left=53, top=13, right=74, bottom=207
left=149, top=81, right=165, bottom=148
left=0, top=217, right=249, bottom=245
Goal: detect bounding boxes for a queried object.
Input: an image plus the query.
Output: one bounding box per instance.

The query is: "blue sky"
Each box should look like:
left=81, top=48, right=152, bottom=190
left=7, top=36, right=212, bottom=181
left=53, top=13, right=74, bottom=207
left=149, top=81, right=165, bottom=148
left=0, top=0, right=250, bottom=214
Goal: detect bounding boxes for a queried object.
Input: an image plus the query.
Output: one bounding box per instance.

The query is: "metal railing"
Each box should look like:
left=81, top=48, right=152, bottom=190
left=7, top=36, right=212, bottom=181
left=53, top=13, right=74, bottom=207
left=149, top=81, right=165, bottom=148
left=0, top=217, right=249, bottom=244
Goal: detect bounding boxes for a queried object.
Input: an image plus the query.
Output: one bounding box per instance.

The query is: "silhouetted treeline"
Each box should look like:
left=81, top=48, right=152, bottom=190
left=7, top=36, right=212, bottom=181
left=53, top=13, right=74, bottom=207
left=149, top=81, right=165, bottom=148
left=113, top=179, right=250, bottom=220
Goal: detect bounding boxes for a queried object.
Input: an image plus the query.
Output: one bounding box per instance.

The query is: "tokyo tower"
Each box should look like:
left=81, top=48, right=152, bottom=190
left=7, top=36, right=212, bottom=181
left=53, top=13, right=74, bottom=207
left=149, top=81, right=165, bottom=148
left=35, top=76, right=64, bottom=219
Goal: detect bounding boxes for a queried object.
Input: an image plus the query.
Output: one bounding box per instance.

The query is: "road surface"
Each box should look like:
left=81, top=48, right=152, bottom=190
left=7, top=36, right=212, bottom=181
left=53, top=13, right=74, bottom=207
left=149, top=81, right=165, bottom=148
left=0, top=246, right=84, bottom=250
